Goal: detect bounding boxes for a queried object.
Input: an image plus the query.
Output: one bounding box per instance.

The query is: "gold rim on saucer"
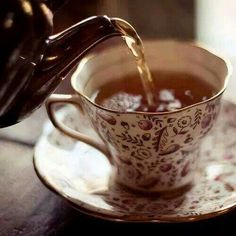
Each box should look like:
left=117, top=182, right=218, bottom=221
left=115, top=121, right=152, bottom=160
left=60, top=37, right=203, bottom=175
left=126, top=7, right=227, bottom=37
left=34, top=100, right=236, bottom=223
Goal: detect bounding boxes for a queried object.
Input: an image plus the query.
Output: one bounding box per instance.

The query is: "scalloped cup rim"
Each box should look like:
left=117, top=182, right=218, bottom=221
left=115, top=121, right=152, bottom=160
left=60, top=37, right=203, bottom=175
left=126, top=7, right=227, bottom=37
left=71, top=40, right=232, bottom=116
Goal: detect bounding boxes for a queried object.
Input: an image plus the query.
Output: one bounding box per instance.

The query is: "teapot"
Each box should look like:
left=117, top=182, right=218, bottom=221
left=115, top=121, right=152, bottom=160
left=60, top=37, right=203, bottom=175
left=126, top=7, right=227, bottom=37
left=0, top=0, right=132, bottom=127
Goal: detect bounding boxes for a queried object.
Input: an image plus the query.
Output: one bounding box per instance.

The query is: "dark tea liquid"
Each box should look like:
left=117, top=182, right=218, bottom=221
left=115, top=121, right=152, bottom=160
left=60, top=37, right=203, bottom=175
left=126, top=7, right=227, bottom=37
left=93, top=71, right=216, bottom=112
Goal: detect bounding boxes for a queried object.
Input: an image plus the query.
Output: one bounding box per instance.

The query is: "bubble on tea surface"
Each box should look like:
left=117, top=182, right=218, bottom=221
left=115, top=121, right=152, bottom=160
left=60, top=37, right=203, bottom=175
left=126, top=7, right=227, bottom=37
left=185, top=90, right=194, bottom=99
left=159, top=89, right=175, bottom=102
left=101, top=92, right=142, bottom=112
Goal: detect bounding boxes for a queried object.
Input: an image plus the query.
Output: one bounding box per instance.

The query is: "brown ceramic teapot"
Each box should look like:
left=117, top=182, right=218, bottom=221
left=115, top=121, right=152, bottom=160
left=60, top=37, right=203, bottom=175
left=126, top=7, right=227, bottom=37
left=0, top=0, right=130, bottom=127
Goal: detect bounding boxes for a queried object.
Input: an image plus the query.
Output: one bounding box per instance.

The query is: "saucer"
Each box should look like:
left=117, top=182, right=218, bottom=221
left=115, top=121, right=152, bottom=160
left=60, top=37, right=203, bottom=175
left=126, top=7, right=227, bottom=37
left=34, top=100, right=236, bottom=222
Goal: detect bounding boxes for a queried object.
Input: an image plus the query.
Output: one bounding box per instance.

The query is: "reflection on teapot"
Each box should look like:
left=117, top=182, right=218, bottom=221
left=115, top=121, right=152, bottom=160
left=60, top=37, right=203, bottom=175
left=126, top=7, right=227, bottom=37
left=0, top=0, right=139, bottom=127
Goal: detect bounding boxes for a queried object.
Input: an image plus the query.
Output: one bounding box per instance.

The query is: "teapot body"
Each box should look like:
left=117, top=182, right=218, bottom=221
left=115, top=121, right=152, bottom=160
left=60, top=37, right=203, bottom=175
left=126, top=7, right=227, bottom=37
left=0, top=0, right=121, bottom=127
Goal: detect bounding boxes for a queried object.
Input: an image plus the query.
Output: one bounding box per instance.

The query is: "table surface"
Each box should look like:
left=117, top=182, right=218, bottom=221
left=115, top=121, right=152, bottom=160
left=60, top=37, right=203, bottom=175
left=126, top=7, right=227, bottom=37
left=1, top=1, right=236, bottom=235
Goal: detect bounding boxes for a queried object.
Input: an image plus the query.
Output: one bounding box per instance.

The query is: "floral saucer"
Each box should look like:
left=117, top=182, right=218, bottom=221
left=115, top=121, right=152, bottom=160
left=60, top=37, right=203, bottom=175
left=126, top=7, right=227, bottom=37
left=34, top=100, right=236, bottom=222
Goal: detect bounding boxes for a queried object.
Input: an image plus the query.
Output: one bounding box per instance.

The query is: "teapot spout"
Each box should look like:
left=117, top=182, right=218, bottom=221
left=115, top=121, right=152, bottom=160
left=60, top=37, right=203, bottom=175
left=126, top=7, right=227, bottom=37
left=10, top=16, right=122, bottom=125
left=0, top=15, right=123, bottom=127
left=0, top=1, right=127, bottom=127
left=37, top=15, right=121, bottom=81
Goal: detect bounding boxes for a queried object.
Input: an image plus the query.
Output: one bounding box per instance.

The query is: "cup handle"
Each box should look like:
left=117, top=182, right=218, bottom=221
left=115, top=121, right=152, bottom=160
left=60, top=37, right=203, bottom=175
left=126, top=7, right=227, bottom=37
left=46, top=94, right=110, bottom=156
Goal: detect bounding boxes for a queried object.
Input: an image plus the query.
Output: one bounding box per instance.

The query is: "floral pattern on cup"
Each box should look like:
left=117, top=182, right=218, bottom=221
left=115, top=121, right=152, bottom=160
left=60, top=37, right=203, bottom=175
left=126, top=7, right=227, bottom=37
left=81, top=95, right=222, bottom=192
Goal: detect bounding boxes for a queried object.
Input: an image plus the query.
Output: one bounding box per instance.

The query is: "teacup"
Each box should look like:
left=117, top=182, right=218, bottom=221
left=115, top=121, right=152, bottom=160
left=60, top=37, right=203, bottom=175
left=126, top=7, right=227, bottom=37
left=46, top=40, right=230, bottom=193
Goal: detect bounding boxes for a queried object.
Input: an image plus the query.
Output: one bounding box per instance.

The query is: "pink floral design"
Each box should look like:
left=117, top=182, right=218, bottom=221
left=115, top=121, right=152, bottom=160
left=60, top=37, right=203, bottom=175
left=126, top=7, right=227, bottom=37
left=181, top=161, right=190, bottom=177
left=159, top=144, right=181, bottom=155
left=97, top=112, right=116, bottom=125
left=138, top=120, right=153, bottom=130
left=142, top=133, right=151, bottom=141
left=178, top=116, right=192, bottom=128
left=160, top=163, right=172, bottom=172
left=201, top=114, right=212, bottom=129
left=43, top=100, right=236, bottom=222
left=131, top=148, right=151, bottom=160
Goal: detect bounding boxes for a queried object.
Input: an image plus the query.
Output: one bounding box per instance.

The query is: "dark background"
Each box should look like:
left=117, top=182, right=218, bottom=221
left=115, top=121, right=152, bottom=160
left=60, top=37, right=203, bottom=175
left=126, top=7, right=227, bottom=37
left=53, top=0, right=194, bottom=39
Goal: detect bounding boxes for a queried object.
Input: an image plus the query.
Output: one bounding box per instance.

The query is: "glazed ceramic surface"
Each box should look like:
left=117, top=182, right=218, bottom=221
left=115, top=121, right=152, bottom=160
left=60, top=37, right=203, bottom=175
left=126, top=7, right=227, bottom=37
left=47, top=40, right=230, bottom=192
left=34, top=100, right=236, bottom=222
left=80, top=94, right=221, bottom=192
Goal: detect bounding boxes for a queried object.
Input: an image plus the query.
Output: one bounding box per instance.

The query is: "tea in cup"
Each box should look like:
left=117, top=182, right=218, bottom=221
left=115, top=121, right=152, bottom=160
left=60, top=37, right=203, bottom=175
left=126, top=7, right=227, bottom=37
left=46, top=40, right=230, bottom=193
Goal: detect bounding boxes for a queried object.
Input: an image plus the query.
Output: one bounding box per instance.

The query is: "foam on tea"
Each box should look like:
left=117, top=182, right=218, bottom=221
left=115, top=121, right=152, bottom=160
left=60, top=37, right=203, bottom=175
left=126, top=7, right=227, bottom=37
left=93, top=71, right=216, bottom=112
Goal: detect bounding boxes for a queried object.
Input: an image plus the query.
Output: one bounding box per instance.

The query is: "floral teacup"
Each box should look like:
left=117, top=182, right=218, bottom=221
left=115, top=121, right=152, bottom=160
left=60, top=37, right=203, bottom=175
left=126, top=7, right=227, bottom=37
left=46, top=40, right=230, bottom=193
